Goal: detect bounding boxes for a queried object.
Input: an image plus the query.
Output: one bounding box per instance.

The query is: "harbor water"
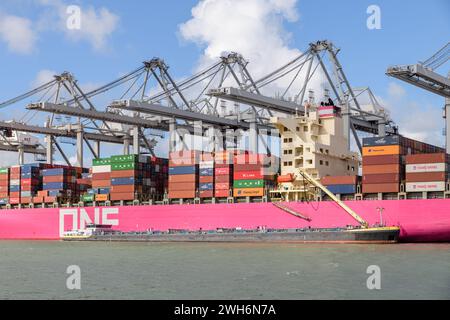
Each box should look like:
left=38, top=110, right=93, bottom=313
left=0, top=241, right=448, bottom=299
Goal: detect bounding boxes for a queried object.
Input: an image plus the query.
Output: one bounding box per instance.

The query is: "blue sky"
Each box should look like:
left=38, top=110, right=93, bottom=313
left=0, top=0, right=449, bottom=165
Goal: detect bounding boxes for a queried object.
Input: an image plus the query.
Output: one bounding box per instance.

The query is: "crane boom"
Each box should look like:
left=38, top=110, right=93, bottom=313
left=297, top=169, right=369, bottom=228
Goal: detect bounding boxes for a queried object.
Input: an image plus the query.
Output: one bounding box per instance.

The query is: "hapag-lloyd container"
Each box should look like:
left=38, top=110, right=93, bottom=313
left=405, top=181, right=446, bottom=192
left=405, top=163, right=447, bottom=173
left=405, top=153, right=448, bottom=164
left=233, top=187, right=264, bottom=197
left=362, top=155, right=401, bottom=165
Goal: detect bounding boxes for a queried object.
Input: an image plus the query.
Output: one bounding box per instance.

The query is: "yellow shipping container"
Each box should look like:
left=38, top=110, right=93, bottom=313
left=95, top=194, right=109, bottom=201
left=233, top=187, right=264, bottom=197
left=362, top=145, right=400, bottom=157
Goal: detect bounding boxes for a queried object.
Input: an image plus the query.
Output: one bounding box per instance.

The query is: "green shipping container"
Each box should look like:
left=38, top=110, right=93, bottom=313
left=93, top=158, right=111, bottom=166
left=0, top=168, right=9, bottom=174
left=111, top=162, right=138, bottom=171
left=81, top=194, right=95, bottom=202
left=233, top=179, right=265, bottom=188
left=110, top=154, right=139, bottom=163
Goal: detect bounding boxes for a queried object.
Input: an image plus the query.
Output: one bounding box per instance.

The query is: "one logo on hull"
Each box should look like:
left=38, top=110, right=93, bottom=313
left=59, top=208, right=119, bottom=237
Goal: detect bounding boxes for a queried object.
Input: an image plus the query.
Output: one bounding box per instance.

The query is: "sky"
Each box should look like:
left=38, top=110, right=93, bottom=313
left=0, top=0, right=449, bottom=166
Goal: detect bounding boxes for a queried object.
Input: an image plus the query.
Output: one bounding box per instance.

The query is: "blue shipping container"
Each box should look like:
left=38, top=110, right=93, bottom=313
left=41, top=168, right=73, bottom=176
left=169, top=166, right=198, bottom=175
left=199, top=168, right=214, bottom=176
left=325, top=184, right=356, bottom=195
left=199, top=183, right=214, bottom=191
left=111, top=177, right=140, bottom=186
left=43, top=182, right=67, bottom=190
left=9, top=185, right=20, bottom=192
left=97, top=188, right=110, bottom=194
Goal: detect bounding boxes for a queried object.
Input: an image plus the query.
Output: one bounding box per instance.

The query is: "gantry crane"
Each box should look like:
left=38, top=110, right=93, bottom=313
left=386, top=42, right=450, bottom=151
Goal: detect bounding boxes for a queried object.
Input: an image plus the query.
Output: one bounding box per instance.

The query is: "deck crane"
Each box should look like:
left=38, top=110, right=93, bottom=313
left=273, top=168, right=369, bottom=228
left=386, top=42, right=450, bottom=151
left=295, top=168, right=369, bottom=228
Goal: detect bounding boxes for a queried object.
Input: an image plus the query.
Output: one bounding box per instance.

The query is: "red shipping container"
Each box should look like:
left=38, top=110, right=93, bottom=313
left=215, top=182, right=230, bottom=190
left=234, top=171, right=263, bottom=180
left=363, top=174, right=400, bottom=184
left=405, top=153, right=447, bottom=164
left=0, top=175, right=9, bottom=181
left=21, top=179, right=40, bottom=187
left=20, top=197, right=32, bottom=204
left=91, top=173, right=111, bottom=180
left=32, top=196, right=44, bottom=204
left=321, top=175, right=358, bottom=185
left=91, top=180, right=111, bottom=188
left=10, top=167, right=21, bottom=174
left=38, top=190, right=49, bottom=197
left=199, top=176, right=213, bottom=183
left=215, top=189, right=230, bottom=198
left=10, top=192, right=20, bottom=198
left=215, top=167, right=231, bottom=175
left=405, top=172, right=447, bottom=182
left=234, top=163, right=263, bottom=172
left=44, top=196, right=57, bottom=203
left=214, top=175, right=232, bottom=183
left=0, top=186, right=8, bottom=192
left=0, top=192, right=8, bottom=198
left=9, top=197, right=20, bottom=204
left=199, top=190, right=213, bottom=198
left=362, top=155, right=400, bottom=166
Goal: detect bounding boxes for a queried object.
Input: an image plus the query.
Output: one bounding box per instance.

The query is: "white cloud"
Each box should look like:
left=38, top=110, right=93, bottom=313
left=387, top=82, right=406, bottom=99
left=0, top=12, right=37, bottom=54
left=179, top=0, right=325, bottom=98
left=382, top=85, right=444, bottom=147
left=37, top=0, right=120, bottom=52
left=31, top=69, right=57, bottom=88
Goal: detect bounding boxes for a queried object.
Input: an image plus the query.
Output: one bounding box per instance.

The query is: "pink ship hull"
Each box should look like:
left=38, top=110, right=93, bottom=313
left=0, top=199, right=449, bottom=242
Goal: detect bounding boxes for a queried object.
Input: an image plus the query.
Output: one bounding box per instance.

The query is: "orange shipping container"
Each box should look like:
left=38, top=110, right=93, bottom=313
left=91, top=180, right=111, bottom=188
left=109, top=193, right=134, bottom=201
left=199, top=176, right=213, bottom=183
left=169, top=182, right=197, bottom=191
left=32, top=196, right=44, bottom=203
left=168, top=174, right=198, bottom=183
left=362, top=145, right=400, bottom=156
left=110, top=170, right=137, bottom=178
left=233, top=187, right=264, bottom=197
left=95, top=194, right=109, bottom=201
left=405, top=172, right=447, bottom=183
left=362, top=164, right=401, bottom=174
left=362, top=183, right=399, bottom=193
left=168, top=190, right=196, bottom=199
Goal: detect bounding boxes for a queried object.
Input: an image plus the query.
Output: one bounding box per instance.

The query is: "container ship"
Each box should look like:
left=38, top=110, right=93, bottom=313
left=1, top=104, right=449, bottom=242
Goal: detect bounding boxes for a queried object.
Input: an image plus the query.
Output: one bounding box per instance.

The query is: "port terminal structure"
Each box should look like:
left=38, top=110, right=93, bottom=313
left=0, top=40, right=396, bottom=166
left=386, top=42, right=450, bottom=150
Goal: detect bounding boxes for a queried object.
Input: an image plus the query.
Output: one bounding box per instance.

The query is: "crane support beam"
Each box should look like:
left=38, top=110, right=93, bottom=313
left=208, top=87, right=304, bottom=114
left=0, top=121, right=131, bottom=145
left=386, top=64, right=450, bottom=98
left=27, top=102, right=164, bottom=129
left=0, top=144, right=46, bottom=155
left=110, top=99, right=272, bottom=130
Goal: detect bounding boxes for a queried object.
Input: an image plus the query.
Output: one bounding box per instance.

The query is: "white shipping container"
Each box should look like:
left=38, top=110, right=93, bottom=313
left=9, top=179, right=20, bottom=185
left=92, top=165, right=111, bottom=173
left=406, top=162, right=446, bottom=173
left=405, top=181, right=446, bottom=192
left=199, top=161, right=214, bottom=169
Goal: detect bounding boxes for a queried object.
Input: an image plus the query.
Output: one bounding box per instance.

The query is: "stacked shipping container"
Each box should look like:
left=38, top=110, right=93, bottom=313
left=405, top=153, right=448, bottom=192
left=20, top=164, right=42, bottom=204
left=199, top=153, right=214, bottom=198
left=91, top=157, right=112, bottom=202
left=110, top=155, right=146, bottom=201
left=362, top=135, right=445, bottom=194
left=0, top=168, right=9, bottom=205
left=41, top=167, right=78, bottom=203
left=168, top=151, right=200, bottom=199
left=233, top=153, right=276, bottom=197
left=9, top=166, right=21, bottom=204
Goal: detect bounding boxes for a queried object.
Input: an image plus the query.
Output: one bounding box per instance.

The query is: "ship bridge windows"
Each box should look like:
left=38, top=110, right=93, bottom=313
left=303, top=126, right=309, bottom=132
